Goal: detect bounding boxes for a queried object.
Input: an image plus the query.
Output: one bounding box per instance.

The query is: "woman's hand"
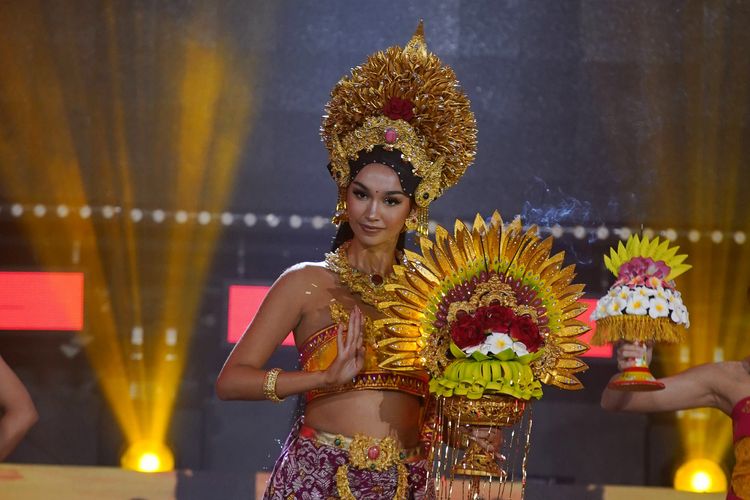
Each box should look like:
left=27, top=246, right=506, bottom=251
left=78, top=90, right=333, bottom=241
left=323, top=306, right=365, bottom=387
left=617, top=341, right=653, bottom=371
left=468, top=426, right=504, bottom=461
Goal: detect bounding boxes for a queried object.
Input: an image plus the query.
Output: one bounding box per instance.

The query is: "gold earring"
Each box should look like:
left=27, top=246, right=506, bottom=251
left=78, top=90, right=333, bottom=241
left=331, top=186, right=349, bottom=225
left=405, top=214, right=418, bottom=231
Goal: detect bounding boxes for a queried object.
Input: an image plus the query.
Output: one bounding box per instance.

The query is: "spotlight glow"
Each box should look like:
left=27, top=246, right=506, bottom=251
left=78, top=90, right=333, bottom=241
left=11, top=203, right=23, bottom=217
left=56, top=205, right=69, bottom=218
left=198, top=211, right=211, bottom=225
left=121, top=441, right=174, bottom=473
left=674, top=458, right=726, bottom=493
left=79, top=205, right=92, bottom=219
left=243, top=213, right=257, bottom=227
left=33, top=204, right=46, bottom=217
left=175, top=210, right=188, bottom=224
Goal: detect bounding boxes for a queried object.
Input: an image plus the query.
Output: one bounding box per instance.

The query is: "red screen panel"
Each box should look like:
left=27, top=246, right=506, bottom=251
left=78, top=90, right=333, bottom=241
left=227, top=285, right=294, bottom=346
left=0, top=272, right=84, bottom=331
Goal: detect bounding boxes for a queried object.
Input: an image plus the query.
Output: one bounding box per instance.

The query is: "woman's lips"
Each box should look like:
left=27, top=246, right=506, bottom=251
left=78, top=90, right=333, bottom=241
left=359, top=223, right=383, bottom=234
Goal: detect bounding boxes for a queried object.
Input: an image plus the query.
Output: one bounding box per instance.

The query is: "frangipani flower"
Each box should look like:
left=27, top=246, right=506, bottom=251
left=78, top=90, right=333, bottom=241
left=648, top=297, right=670, bottom=319
left=606, top=297, right=626, bottom=316
left=480, top=332, right=514, bottom=356
left=626, top=296, right=648, bottom=315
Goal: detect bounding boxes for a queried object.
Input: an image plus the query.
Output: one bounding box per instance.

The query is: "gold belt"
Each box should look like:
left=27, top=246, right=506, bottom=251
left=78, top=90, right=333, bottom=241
left=299, top=424, right=414, bottom=500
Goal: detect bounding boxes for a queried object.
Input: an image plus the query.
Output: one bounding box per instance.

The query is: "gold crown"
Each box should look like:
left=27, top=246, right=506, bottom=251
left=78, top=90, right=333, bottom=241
left=321, top=22, right=477, bottom=235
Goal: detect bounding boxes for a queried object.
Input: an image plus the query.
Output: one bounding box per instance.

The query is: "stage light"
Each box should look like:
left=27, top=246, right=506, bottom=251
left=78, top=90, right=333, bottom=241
left=735, top=231, right=747, bottom=244
left=152, top=209, right=165, bottom=223
left=289, top=214, right=302, bottom=228
left=220, top=212, right=234, bottom=226
left=265, top=213, right=280, bottom=227
left=121, top=441, right=174, bottom=473
left=79, top=205, right=92, bottom=219
left=550, top=224, right=563, bottom=238
left=197, top=211, right=211, bottom=225
left=573, top=225, right=586, bottom=239
left=663, top=228, right=677, bottom=241
left=617, top=226, right=632, bottom=240
left=175, top=210, right=188, bottom=224
left=596, top=226, right=609, bottom=240
left=11, top=203, right=23, bottom=217
left=102, top=205, right=115, bottom=219
left=243, top=213, right=257, bottom=227
left=711, top=230, right=723, bottom=243
left=687, top=229, right=701, bottom=242
left=674, top=458, right=726, bottom=493
left=311, top=215, right=327, bottom=229
left=56, top=204, right=69, bottom=218
left=130, top=208, right=143, bottom=222
left=33, top=204, right=46, bottom=217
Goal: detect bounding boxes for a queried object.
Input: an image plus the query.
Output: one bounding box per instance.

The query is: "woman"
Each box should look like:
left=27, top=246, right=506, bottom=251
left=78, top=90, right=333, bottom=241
left=0, top=355, right=38, bottom=461
left=602, top=340, right=750, bottom=499
left=216, top=23, right=477, bottom=498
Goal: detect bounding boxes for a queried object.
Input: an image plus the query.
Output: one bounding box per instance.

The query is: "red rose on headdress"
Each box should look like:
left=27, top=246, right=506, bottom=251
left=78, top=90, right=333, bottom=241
left=479, top=304, right=515, bottom=332
left=509, top=315, right=543, bottom=352
left=450, top=313, right=485, bottom=349
left=383, top=97, right=415, bottom=122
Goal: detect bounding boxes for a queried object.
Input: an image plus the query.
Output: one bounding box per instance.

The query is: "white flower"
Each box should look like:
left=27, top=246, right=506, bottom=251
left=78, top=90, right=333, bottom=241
left=480, top=332, right=514, bottom=356
left=607, top=287, right=619, bottom=298
left=616, top=287, right=630, bottom=301
left=626, top=295, right=649, bottom=315
left=607, top=297, right=626, bottom=316
left=670, top=307, right=685, bottom=324
left=654, top=287, right=672, bottom=301
left=648, top=297, right=670, bottom=319
left=636, top=286, right=656, bottom=298
left=512, top=341, right=529, bottom=357
left=592, top=299, right=608, bottom=320
left=463, top=343, right=483, bottom=356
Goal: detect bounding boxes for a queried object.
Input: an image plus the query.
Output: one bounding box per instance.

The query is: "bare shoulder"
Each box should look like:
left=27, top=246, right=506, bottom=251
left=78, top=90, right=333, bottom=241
left=273, top=261, right=336, bottom=294
left=280, top=261, right=332, bottom=281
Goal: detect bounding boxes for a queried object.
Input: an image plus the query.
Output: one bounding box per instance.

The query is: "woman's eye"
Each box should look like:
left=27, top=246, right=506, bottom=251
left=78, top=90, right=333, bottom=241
left=353, top=190, right=367, bottom=199
left=385, top=197, right=401, bottom=206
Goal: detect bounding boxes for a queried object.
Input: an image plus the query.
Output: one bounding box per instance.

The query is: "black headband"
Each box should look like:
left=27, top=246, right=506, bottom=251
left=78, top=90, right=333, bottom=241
left=346, top=145, right=421, bottom=197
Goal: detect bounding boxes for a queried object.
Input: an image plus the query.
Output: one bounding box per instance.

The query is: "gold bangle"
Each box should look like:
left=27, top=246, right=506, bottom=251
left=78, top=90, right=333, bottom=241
left=263, top=368, right=284, bottom=402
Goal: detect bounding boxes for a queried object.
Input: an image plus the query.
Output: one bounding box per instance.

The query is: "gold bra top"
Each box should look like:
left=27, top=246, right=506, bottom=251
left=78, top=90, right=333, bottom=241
left=299, top=315, right=429, bottom=403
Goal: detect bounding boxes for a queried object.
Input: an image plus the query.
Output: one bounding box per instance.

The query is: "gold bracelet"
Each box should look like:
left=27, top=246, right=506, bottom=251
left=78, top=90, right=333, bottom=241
left=262, top=368, right=284, bottom=402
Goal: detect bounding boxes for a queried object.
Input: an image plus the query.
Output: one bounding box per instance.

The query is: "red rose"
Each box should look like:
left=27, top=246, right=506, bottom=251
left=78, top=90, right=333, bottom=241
left=509, top=316, right=543, bottom=352
left=383, top=97, right=415, bottom=122
left=480, top=304, right=515, bottom=332
left=450, top=314, right=485, bottom=349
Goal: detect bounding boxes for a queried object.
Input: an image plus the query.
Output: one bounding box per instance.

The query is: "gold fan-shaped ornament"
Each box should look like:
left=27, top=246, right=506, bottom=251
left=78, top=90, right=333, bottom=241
left=375, top=211, right=590, bottom=391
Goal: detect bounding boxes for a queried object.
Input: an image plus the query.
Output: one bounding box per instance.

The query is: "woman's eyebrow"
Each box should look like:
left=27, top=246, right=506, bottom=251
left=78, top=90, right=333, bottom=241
left=352, top=181, right=406, bottom=197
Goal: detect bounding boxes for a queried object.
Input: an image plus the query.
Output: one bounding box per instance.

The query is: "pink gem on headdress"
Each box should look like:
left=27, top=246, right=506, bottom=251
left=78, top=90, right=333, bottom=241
left=384, top=128, right=398, bottom=144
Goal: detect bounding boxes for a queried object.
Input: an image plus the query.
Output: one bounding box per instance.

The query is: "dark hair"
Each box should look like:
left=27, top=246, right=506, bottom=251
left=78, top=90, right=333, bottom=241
left=330, top=146, right=420, bottom=251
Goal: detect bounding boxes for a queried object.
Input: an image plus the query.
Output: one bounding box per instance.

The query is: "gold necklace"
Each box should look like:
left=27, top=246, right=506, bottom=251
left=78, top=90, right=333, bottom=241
left=325, top=241, right=402, bottom=307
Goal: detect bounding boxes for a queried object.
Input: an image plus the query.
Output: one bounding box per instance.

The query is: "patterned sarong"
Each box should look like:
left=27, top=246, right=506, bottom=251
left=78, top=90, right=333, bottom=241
left=263, top=421, right=433, bottom=499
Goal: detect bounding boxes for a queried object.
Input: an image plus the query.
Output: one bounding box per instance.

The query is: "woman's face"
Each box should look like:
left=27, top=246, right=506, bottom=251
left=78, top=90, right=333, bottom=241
left=346, top=163, right=413, bottom=247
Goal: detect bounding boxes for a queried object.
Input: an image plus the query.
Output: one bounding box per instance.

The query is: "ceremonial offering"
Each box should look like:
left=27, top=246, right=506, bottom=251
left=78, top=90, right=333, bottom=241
left=375, top=212, right=590, bottom=497
left=591, top=235, right=691, bottom=391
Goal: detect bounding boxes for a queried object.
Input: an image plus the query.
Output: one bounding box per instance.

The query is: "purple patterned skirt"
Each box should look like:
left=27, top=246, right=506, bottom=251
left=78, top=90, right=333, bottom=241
left=264, top=421, right=433, bottom=499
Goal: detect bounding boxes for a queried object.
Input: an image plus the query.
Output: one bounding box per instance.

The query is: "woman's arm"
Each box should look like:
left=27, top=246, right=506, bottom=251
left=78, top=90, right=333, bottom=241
left=215, top=266, right=364, bottom=401
left=0, top=357, right=38, bottom=461
left=601, top=343, right=719, bottom=413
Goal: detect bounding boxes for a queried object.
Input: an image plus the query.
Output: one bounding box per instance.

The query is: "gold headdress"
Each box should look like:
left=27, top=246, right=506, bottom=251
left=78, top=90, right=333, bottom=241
left=321, top=22, right=477, bottom=235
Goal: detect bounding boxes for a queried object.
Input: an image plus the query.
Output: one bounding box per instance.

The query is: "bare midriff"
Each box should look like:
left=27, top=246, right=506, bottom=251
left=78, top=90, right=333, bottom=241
left=304, top=389, right=423, bottom=448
